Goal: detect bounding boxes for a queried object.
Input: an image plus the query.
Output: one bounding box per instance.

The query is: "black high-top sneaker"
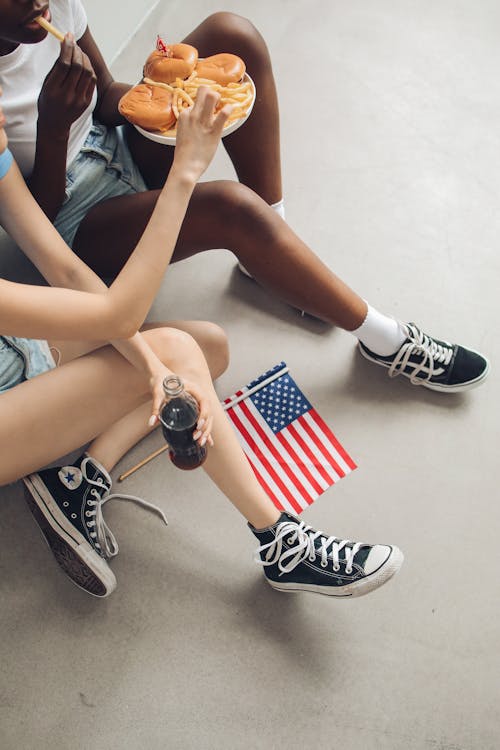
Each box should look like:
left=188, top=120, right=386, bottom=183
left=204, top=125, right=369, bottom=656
left=358, top=322, right=490, bottom=392
left=23, top=455, right=168, bottom=597
left=250, top=512, right=403, bottom=598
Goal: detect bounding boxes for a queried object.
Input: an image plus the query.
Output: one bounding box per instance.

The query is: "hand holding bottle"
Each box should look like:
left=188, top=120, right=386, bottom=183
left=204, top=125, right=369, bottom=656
left=160, top=375, right=213, bottom=470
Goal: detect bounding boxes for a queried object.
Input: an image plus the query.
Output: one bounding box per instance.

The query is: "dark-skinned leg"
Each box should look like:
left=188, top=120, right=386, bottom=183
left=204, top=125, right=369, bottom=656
left=72, top=180, right=366, bottom=329
left=73, top=181, right=491, bottom=392
left=125, top=12, right=282, bottom=203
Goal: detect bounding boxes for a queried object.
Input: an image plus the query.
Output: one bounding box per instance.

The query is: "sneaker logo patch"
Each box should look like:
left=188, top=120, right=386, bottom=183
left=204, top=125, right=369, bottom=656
left=58, top=466, right=83, bottom=490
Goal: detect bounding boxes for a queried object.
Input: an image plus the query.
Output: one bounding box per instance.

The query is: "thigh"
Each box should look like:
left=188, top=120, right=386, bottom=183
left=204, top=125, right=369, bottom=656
left=0, top=327, right=210, bottom=485
left=124, top=122, right=175, bottom=191
left=72, top=180, right=260, bottom=278
left=0, top=345, right=147, bottom=485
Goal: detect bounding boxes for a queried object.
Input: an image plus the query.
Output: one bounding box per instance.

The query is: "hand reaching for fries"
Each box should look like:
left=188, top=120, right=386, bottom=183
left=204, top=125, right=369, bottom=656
left=172, top=87, right=232, bottom=183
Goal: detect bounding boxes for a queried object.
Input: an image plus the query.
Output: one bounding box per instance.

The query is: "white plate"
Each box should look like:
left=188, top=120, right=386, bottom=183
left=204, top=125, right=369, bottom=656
left=132, top=72, right=256, bottom=146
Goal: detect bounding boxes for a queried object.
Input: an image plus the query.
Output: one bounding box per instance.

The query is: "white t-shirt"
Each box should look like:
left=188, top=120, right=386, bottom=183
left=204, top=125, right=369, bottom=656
left=0, top=0, right=97, bottom=177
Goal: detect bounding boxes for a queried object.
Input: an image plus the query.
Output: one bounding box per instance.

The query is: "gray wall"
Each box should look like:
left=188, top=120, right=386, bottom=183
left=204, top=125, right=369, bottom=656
left=84, top=0, right=160, bottom=62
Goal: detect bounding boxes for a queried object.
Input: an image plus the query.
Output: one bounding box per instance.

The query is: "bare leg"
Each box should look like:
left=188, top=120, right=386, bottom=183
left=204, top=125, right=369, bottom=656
left=73, top=183, right=367, bottom=329
left=49, top=320, right=230, bottom=472
left=1, top=329, right=279, bottom=529
left=125, top=13, right=282, bottom=203
left=11, top=323, right=277, bottom=598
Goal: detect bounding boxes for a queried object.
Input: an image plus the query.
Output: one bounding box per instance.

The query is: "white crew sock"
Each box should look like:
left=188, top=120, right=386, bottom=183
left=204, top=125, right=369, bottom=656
left=352, top=303, right=407, bottom=356
left=238, top=199, right=286, bottom=277
left=271, top=198, right=285, bottom=220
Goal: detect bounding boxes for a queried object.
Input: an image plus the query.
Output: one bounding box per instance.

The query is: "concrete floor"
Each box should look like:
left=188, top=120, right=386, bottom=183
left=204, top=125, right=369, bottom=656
left=1, top=1, right=499, bottom=748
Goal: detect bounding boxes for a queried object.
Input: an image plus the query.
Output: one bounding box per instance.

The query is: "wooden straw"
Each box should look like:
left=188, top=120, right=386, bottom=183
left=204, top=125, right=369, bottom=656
left=36, top=16, right=65, bottom=42
left=117, top=445, right=168, bottom=482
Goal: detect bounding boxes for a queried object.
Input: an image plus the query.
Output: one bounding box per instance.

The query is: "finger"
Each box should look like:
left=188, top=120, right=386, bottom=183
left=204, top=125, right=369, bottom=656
left=200, top=415, right=213, bottom=446
left=71, top=40, right=83, bottom=64
left=195, top=86, right=220, bottom=121
left=64, top=43, right=86, bottom=89
left=59, top=35, right=75, bottom=66
left=83, top=71, right=97, bottom=103
left=192, top=417, right=204, bottom=441
left=196, top=396, right=211, bottom=428
left=149, top=389, right=164, bottom=427
left=75, top=51, right=97, bottom=98
left=47, top=36, right=74, bottom=86
left=213, top=103, right=233, bottom=131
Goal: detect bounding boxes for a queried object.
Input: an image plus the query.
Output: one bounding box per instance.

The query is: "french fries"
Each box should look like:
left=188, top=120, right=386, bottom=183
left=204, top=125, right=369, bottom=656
left=35, top=15, right=65, bottom=42
left=142, top=71, right=254, bottom=135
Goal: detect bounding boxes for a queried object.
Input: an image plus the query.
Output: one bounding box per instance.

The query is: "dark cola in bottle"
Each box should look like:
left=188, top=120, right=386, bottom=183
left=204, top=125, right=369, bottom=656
left=160, top=375, right=207, bottom=470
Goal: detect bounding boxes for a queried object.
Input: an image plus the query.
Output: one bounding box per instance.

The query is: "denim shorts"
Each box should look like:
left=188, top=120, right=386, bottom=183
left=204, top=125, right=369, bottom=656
left=0, top=336, right=56, bottom=394
left=54, top=120, right=148, bottom=247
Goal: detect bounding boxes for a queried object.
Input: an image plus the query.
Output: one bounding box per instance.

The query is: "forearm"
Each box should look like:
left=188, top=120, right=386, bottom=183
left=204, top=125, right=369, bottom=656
left=107, top=165, right=196, bottom=329
left=27, top=125, right=69, bottom=220
left=0, top=161, right=194, bottom=337
left=43, top=247, right=170, bottom=379
left=33, top=161, right=197, bottom=337
left=95, top=80, right=131, bottom=126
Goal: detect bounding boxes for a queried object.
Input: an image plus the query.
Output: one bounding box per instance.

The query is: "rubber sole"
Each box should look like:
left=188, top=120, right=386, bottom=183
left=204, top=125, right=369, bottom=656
left=23, top=476, right=116, bottom=598
left=358, top=344, right=491, bottom=393
left=265, top=546, right=404, bottom=598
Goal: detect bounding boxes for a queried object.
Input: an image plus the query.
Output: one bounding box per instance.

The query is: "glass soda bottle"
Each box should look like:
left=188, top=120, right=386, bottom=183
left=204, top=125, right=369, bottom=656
left=159, top=375, right=207, bottom=470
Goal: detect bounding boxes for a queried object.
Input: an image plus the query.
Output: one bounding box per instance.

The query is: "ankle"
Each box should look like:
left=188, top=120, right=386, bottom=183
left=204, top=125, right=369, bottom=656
left=249, top=508, right=281, bottom=531
left=352, top=304, right=406, bottom=355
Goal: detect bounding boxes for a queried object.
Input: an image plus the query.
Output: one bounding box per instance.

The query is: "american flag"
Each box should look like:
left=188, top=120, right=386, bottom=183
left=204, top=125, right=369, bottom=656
left=223, top=362, right=356, bottom=514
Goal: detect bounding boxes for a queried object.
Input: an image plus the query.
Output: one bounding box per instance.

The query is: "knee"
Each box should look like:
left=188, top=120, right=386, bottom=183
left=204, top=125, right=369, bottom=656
left=207, top=181, right=265, bottom=235
left=197, top=322, right=230, bottom=379
left=201, top=12, right=271, bottom=69
left=148, top=327, right=205, bottom=372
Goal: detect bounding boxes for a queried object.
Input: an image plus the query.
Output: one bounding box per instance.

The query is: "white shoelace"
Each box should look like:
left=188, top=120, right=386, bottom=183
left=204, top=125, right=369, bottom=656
left=254, top=520, right=362, bottom=575
left=81, top=458, right=168, bottom=559
left=388, top=324, right=453, bottom=385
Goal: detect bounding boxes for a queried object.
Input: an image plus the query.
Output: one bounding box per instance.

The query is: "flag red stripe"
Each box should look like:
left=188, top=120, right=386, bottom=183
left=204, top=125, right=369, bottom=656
left=299, top=413, right=346, bottom=478
left=286, top=421, right=339, bottom=486
left=238, top=399, right=316, bottom=507
left=308, top=410, right=357, bottom=471
left=275, top=431, right=322, bottom=500
left=226, top=407, right=303, bottom=514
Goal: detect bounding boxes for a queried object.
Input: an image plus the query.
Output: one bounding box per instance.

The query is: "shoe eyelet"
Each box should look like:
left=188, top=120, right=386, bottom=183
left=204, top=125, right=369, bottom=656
left=333, top=565, right=340, bottom=573
left=286, top=536, right=295, bottom=545
left=63, top=501, right=69, bottom=508
left=308, top=555, right=316, bottom=562
left=320, top=560, right=328, bottom=568
left=71, top=513, right=77, bottom=519
left=345, top=567, right=352, bottom=574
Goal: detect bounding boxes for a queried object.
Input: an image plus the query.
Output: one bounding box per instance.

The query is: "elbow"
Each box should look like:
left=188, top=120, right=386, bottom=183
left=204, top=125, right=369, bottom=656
left=102, top=306, right=141, bottom=340
left=99, top=293, right=146, bottom=340
left=105, top=316, right=140, bottom=340
left=117, top=320, right=141, bottom=339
